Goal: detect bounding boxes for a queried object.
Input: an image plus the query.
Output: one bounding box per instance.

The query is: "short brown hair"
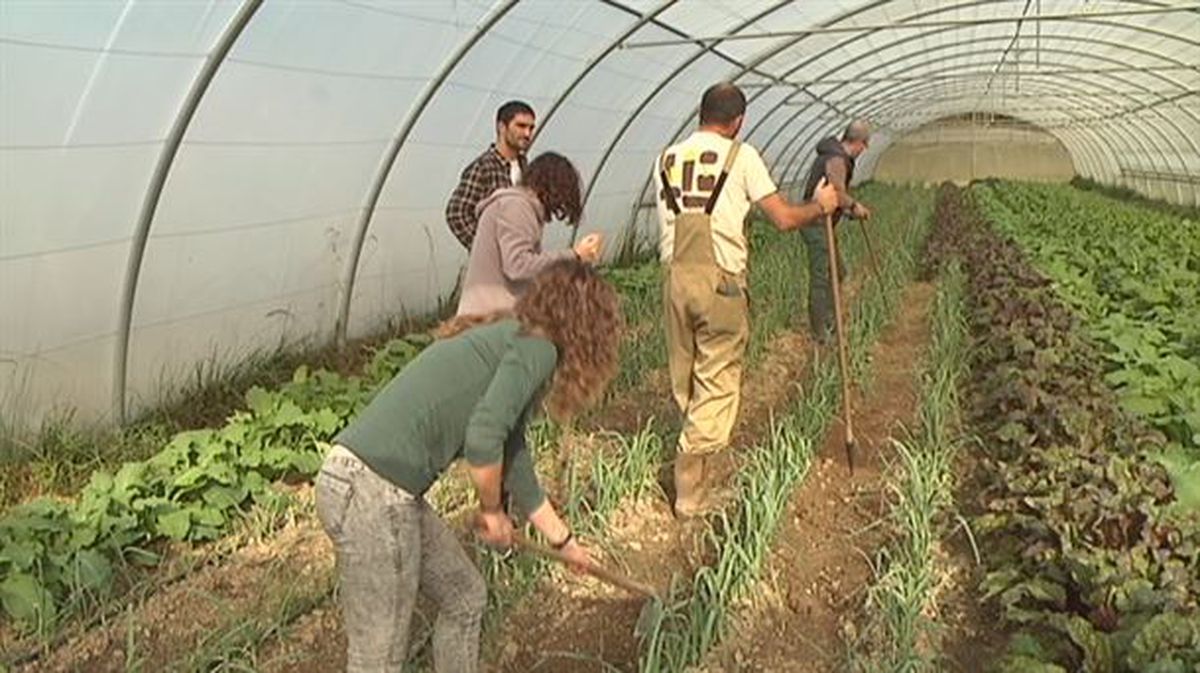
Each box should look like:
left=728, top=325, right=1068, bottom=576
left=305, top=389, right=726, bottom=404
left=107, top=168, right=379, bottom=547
left=521, top=152, right=584, bottom=225
left=699, top=82, right=746, bottom=125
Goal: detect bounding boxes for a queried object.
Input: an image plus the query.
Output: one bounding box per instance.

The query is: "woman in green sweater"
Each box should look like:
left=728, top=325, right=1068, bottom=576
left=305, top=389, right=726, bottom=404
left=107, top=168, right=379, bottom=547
left=316, top=259, right=622, bottom=673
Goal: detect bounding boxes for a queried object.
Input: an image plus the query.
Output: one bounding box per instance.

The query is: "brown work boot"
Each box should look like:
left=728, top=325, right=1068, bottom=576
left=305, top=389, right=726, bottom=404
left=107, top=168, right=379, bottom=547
left=673, top=453, right=735, bottom=518
left=672, top=453, right=706, bottom=518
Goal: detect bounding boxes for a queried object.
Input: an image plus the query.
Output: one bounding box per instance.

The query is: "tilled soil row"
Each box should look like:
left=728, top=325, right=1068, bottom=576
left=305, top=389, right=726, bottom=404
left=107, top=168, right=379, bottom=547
left=697, top=282, right=935, bottom=673
left=487, top=327, right=819, bottom=673
left=245, top=272, right=865, bottom=673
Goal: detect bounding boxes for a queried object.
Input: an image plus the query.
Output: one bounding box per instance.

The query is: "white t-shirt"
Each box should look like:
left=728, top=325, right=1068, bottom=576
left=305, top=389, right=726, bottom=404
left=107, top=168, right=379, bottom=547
left=655, top=131, right=778, bottom=275
left=510, top=160, right=522, bottom=186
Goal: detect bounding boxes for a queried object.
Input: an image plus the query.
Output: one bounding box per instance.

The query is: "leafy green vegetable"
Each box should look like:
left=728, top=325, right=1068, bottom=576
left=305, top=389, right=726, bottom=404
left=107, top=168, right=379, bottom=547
left=925, top=183, right=1200, bottom=672
left=0, top=334, right=431, bottom=629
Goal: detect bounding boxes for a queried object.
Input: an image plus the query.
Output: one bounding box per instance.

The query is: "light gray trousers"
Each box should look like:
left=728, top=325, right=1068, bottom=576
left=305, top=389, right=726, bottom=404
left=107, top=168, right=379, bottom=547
left=316, top=445, right=487, bottom=673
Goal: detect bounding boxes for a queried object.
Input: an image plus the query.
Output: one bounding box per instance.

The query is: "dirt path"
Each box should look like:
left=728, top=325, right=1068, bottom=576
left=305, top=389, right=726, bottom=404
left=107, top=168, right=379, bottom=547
left=698, top=281, right=936, bottom=672
left=932, top=446, right=1005, bottom=672
left=488, top=321, right=826, bottom=673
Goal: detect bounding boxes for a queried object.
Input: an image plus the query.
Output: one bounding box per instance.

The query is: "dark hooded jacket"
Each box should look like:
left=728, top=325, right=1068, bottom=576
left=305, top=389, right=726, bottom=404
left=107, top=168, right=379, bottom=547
left=803, top=137, right=857, bottom=225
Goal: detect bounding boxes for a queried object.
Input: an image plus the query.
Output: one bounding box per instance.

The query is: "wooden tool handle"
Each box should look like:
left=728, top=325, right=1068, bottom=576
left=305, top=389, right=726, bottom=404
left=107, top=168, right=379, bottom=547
left=514, top=534, right=658, bottom=598
left=824, top=213, right=857, bottom=474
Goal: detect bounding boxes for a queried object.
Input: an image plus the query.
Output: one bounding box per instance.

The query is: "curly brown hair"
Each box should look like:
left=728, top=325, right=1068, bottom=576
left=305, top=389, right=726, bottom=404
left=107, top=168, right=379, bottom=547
left=435, top=260, right=622, bottom=421
left=522, top=152, right=583, bottom=225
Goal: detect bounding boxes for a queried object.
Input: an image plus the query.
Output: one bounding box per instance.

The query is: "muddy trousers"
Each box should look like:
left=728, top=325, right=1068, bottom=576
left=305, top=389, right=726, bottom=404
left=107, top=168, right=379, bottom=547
left=664, top=265, right=749, bottom=455
left=316, top=446, right=486, bottom=673
left=800, top=224, right=847, bottom=342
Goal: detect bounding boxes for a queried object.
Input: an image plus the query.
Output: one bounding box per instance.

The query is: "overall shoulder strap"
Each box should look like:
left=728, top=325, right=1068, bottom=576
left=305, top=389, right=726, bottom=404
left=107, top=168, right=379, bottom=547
left=658, top=150, right=681, bottom=215
left=704, top=140, right=741, bottom=215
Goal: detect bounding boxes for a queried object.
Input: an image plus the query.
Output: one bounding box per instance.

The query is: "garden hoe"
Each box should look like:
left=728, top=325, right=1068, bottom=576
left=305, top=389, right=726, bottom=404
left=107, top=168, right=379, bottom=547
left=858, top=218, right=892, bottom=317
left=512, top=532, right=665, bottom=636
left=824, top=213, right=857, bottom=475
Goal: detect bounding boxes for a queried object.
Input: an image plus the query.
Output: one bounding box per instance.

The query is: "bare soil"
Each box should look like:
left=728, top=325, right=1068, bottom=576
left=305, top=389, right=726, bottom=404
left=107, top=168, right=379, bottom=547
left=699, top=282, right=935, bottom=672
left=588, top=368, right=676, bottom=437
left=936, top=458, right=1005, bottom=672
left=487, top=320, right=821, bottom=673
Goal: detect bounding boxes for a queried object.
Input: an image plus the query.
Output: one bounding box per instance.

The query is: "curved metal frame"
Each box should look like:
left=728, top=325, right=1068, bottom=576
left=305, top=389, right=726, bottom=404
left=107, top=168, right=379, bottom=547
left=624, top=0, right=1017, bottom=225
left=763, top=26, right=1198, bottom=201
left=618, top=4, right=1199, bottom=48
left=111, top=0, right=264, bottom=424
left=767, top=45, right=1196, bottom=181
left=779, top=75, right=1152, bottom=193
left=774, top=53, right=1198, bottom=199
left=767, top=79, right=1116, bottom=185
left=626, top=0, right=1197, bottom=218
left=572, top=0, right=796, bottom=245
left=749, top=20, right=1199, bottom=161
left=779, top=69, right=1177, bottom=197
left=533, top=0, right=678, bottom=141
left=754, top=1, right=1198, bottom=146
left=752, top=27, right=1198, bottom=201
left=101, top=0, right=1200, bottom=424
left=779, top=82, right=1115, bottom=195
left=333, top=0, right=520, bottom=349
left=758, top=21, right=1199, bottom=200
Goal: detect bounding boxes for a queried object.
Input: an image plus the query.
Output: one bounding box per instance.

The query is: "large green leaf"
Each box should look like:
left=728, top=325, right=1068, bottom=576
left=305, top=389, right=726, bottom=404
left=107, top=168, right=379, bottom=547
left=1155, top=448, right=1200, bottom=511
left=1049, top=614, right=1114, bottom=673
left=155, top=509, right=191, bottom=540
left=0, top=573, right=56, bottom=627
left=1121, top=395, right=1170, bottom=417
left=71, top=548, right=113, bottom=593
left=0, top=539, right=39, bottom=571
left=247, top=386, right=282, bottom=416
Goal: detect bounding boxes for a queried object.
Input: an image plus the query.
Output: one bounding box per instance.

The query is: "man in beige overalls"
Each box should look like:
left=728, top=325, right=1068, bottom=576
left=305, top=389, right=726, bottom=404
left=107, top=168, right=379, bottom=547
left=656, top=83, right=838, bottom=517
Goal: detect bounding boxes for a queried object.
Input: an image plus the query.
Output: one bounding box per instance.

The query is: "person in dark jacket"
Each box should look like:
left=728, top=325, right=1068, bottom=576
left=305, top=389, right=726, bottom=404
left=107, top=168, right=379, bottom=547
left=800, top=119, right=873, bottom=343
left=316, top=260, right=622, bottom=673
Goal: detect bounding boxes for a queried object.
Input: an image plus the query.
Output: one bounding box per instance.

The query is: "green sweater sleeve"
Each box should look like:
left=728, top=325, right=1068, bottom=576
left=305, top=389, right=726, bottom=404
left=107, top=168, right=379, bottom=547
left=463, top=335, right=557, bottom=499
left=502, top=420, right=545, bottom=514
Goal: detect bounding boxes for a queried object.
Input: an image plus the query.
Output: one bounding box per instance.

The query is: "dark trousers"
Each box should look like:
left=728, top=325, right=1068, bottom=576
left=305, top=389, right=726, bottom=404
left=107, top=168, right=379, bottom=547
left=800, top=224, right=847, bottom=343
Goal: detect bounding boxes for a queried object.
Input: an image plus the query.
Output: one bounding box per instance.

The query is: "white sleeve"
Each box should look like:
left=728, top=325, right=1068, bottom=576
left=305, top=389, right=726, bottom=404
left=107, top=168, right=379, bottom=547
left=738, top=144, right=778, bottom=202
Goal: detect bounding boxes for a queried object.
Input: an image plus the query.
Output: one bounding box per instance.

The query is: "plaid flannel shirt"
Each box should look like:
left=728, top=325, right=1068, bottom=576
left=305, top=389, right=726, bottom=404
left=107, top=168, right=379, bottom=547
left=445, top=144, right=526, bottom=250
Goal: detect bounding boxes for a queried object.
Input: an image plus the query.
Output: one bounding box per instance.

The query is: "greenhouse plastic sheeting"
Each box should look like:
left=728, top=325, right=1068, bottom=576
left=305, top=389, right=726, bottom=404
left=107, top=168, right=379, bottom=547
left=2, top=0, right=1197, bottom=426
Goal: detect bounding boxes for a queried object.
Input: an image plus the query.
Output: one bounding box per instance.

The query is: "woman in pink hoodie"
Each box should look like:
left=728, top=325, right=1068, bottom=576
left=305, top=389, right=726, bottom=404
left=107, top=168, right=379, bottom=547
left=457, top=152, right=603, bottom=316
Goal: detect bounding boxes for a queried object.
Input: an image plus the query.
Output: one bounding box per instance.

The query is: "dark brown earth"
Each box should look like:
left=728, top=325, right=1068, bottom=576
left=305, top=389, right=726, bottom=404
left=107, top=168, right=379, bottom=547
left=489, top=323, right=821, bottom=673
left=699, top=282, right=936, bottom=672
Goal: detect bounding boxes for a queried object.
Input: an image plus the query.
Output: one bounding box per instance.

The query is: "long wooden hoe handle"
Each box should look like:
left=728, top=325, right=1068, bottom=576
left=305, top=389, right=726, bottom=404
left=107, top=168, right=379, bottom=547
left=823, top=213, right=857, bottom=475
left=513, top=533, right=658, bottom=599
left=858, top=218, right=891, bottom=317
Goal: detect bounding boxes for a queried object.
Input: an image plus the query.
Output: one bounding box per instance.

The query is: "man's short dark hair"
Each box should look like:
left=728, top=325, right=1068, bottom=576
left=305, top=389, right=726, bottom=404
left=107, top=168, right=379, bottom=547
left=699, top=83, right=746, bottom=125
left=497, top=100, right=535, bottom=125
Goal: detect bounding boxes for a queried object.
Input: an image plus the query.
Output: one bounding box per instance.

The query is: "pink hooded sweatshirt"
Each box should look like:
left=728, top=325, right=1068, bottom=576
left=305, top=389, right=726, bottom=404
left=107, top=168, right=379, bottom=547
left=455, top=187, right=576, bottom=317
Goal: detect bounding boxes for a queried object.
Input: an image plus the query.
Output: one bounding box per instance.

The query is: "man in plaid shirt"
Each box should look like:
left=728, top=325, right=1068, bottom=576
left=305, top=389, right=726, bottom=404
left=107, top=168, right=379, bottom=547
left=445, top=101, right=536, bottom=250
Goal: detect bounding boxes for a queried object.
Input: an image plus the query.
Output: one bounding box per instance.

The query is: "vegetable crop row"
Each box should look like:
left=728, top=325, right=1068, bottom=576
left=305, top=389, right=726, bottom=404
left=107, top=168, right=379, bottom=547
left=973, top=181, right=1200, bottom=506
left=638, top=185, right=933, bottom=672
left=850, top=261, right=969, bottom=672
left=925, top=184, right=1200, bottom=672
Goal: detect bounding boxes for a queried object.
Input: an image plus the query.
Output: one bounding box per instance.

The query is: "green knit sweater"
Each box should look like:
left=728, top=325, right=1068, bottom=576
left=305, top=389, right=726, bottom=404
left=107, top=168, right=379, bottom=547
left=334, top=320, right=555, bottom=514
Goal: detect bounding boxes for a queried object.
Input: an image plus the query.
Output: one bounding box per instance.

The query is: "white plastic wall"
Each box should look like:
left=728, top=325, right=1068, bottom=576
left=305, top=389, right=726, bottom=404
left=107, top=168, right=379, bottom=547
left=2, top=0, right=1197, bottom=429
